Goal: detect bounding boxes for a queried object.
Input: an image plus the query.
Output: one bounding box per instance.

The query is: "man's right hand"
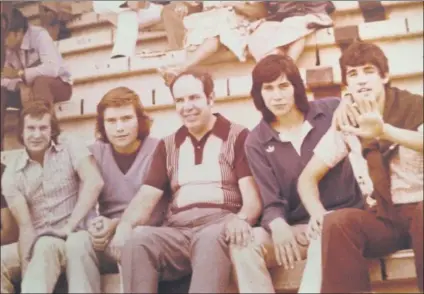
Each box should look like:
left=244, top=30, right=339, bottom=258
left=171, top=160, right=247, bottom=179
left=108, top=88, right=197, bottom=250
left=88, top=216, right=117, bottom=251
left=269, top=218, right=302, bottom=270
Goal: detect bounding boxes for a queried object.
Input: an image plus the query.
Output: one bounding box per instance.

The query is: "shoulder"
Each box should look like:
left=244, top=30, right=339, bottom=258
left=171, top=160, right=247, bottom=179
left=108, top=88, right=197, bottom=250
left=245, top=122, right=264, bottom=148
left=88, top=139, right=108, bottom=158
left=143, top=136, right=160, bottom=150
left=228, top=121, right=249, bottom=140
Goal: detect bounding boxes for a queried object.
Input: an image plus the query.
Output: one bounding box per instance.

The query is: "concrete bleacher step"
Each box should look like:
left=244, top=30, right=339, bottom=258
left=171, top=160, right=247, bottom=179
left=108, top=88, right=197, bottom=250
left=4, top=14, right=420, bottom=122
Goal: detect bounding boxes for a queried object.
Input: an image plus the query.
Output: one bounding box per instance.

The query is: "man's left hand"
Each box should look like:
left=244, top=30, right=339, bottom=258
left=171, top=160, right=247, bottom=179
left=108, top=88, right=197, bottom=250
left=225, top=215, right=253, bottom=247
left=1, top=67, right=20, bottom=79
left=339, top=99, right=385, bottom=139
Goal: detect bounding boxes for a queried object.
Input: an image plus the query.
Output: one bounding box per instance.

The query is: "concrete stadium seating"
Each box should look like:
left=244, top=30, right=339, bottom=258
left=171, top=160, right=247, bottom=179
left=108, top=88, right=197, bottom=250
left=2, top=1, right=423, bottom=293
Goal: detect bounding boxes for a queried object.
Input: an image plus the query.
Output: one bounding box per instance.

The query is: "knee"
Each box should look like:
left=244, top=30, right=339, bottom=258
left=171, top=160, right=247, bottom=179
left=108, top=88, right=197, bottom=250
left=32, top=236, right=60, bottom=257
left=123, top=227, right=158, bottom=253
left=229, top=242, right=262, bottom=264
left=65, top=231, right=93, bottom=259
left=323, top=208, right=362, bottom=233
left=192, top=224, right=227, bottom=249
left=32, top=76, right=51, bottom=88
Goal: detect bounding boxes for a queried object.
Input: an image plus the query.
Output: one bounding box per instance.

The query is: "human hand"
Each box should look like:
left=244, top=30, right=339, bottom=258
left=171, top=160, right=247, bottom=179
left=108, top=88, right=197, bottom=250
left=270, top=219, right=302, bottom=270
left=225, top=215, right=253, bottom=247
left=306, top=210, right=327, bottom=240
left=339, top=99, right=385, bottom=139
left=88, top=216, right=117, bottom=251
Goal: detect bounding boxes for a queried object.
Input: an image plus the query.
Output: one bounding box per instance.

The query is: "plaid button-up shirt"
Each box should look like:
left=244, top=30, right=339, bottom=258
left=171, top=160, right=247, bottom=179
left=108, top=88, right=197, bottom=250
left=2, top=135, right=91, bottom=234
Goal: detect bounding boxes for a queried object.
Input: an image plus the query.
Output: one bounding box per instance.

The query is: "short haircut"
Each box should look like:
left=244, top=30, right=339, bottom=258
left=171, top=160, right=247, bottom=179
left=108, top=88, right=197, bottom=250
left=339, top=41, right=389, bottom=86
left=18, top=101, right=61, bottom=145
left=95, top=87, right=152, bottom=142
left=169, top=69, right=214, bottom=100
left=251, top=54, right=310, bottom=123
left=4, top=8, right=28, bottom=33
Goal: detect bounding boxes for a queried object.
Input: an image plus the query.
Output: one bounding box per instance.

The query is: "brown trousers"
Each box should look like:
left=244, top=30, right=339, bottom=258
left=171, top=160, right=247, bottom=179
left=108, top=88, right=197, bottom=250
left=161, top=3, right=202, bottom=50
left=321, top=202, right=423, bottom=293
left=0, top=76, right=72, bottom=150
left=120, top=208, right=234, bottom=293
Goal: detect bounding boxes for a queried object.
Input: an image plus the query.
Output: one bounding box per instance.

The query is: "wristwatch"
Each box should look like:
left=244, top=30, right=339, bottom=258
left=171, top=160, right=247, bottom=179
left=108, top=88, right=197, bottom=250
left=17, top=70, right=24, bottom=79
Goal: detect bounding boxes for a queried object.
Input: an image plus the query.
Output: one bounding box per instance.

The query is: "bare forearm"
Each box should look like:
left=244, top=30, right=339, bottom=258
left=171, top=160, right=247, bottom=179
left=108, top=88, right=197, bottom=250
left=298, top=175, right=327, bottom=217
left=381, top=124, right=423, bottom=153
left=18, top=225, right=36, bottom=263
left=68, top=181, right=103, bottom=231
left=120, top=195, right=152, bottom=228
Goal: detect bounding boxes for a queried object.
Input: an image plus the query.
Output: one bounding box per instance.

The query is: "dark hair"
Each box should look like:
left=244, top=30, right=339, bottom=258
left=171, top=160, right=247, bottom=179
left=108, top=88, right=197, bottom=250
left=18, top=101, right=61, bottom=145
left=169, top=69, right=214, bottom=100
left=96, top=87, right=152, bottom=142
left=339, top=41, right=389, bottom=86
left=4, top=8, right=28, bottom=33
left=251, top=54, right=309, bottom=123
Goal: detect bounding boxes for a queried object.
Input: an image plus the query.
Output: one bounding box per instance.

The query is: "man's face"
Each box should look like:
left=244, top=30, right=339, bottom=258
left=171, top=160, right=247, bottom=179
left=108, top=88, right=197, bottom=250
left=345, top=63, right=389, bottom=102
left=261, top=74, right=296, bottom=118
left=23, top=114, right=52, bottom=154
left=173, top=75, right=213, bottom=133
left=5, top=31, right=24, bottom=50
left=103, top=104, right=139, bottom=151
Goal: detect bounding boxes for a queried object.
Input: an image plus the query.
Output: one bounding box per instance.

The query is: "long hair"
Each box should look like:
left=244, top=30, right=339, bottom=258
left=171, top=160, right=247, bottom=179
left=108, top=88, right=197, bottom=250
left=250, top=54, right=309, bottom=123
left=17, top=101, right=61, bottom=145
left=95, top=87, right=152, bottom=142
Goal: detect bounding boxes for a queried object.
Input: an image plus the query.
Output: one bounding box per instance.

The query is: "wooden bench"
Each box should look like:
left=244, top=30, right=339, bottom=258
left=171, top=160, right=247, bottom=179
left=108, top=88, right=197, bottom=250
left=97, top=249, right=418, bottom=293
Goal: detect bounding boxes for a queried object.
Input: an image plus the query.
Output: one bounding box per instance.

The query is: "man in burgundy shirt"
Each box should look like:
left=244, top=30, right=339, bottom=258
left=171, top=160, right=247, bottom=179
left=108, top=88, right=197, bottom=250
left=108, top=69, right=262, bottom=293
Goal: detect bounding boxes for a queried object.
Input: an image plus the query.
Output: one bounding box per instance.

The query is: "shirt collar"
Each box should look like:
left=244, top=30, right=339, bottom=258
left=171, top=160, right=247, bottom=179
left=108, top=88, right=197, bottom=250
left=257, top=101, right=327, bottom=144
left=175, top=113, right=231, bottom=148
left=15, top=140, right=64, bottom=171
left=20, top=26, right=33, bottom=51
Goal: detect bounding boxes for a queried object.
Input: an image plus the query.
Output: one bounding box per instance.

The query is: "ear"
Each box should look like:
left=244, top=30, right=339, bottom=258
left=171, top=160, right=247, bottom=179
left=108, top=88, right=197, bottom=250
left=381, top=72, right=390, bottom=85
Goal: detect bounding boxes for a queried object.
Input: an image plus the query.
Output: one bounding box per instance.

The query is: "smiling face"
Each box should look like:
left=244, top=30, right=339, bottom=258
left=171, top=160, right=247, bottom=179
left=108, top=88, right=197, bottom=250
left=345, top=63, right=389, bottom=102
left=22, top=114, right=52, bottom=155
left=260, top=73, right=296, bottom=118
left=103, top=104, right=140, bottom=152
left=172, top=75, right=214, bottom=134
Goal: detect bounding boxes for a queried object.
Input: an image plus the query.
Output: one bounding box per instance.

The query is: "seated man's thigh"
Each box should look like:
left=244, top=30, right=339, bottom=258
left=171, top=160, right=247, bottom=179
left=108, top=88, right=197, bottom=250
left=122, top=226, right=192, bottom=280
left=1, top=243, right=21, bottom=292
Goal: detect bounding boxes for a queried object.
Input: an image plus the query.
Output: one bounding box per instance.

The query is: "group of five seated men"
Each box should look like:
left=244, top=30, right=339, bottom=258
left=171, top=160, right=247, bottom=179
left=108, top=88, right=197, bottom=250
left=0, top=40, right=422, bottom=293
